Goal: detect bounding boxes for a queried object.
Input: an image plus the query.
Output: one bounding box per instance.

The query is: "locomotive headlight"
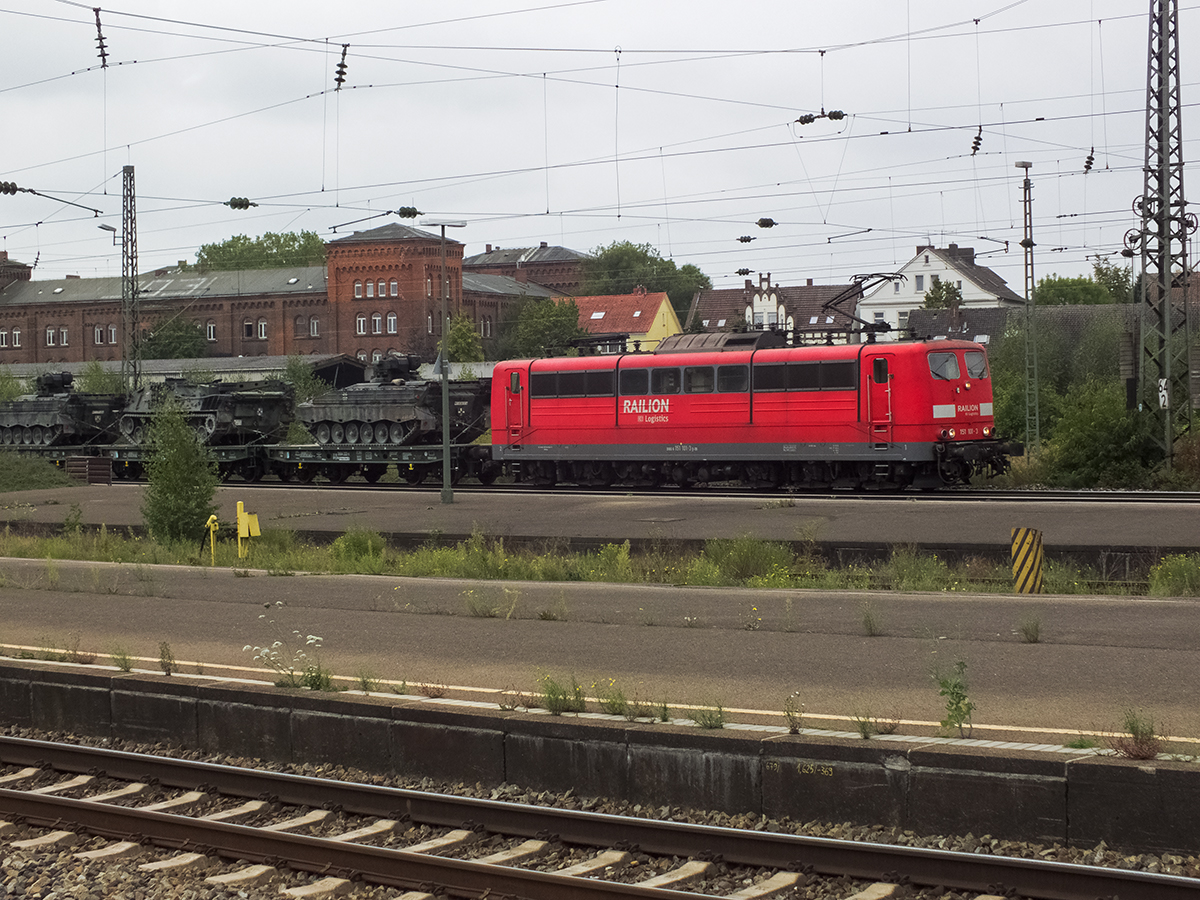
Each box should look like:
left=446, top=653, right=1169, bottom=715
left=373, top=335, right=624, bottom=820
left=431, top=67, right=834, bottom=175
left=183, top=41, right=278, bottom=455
left=982, top=426, right=992, bottom=437
left=964, top=381, right=971, bottom=390
left=939, top=428, right=956, bottom=440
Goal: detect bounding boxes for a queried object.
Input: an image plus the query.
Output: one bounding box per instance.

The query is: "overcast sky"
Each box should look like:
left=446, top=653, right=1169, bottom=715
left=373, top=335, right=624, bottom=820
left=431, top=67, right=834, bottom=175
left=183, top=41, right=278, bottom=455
left=2, top=0, right=1195, bottom=296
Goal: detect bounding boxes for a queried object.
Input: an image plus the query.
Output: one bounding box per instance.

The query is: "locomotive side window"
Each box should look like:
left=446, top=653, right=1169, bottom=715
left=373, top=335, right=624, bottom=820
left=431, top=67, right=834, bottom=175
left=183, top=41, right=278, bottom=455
left=557, top=371, right=588, bottom=396
left=684, top=366, right=715, bottom=393
left=965, top=351, right=989, bottom=379
left=821, top=361, right=857, bottom=389
left=509, top=372, right=522, bottom=394
left=717, top=365, right=749, bottom=393
left=586, top=370, right=616, bottom=396
left=619, top=368, right=649, bottom=395
left=872, top=357, right=889, bottom=384
left=753, top=363, right=787, bottom=392
left=788, top=363, right=820, bottom=391
left=531, top=372, right=557, bottom=397
left=928, top=352, right=961, bottom=380
left=651, top=368, right=681, bottom=394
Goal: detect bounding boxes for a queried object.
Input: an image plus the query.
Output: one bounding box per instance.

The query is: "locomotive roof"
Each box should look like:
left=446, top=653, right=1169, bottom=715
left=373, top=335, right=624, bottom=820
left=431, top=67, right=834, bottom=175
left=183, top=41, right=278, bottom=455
left=654, top=331, right=788, bottom=353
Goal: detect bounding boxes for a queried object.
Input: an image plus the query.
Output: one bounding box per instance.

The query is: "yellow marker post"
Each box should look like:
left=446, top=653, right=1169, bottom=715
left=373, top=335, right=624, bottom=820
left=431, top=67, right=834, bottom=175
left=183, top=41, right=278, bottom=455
left=205, top=515, right=219, bottom=566
left=1011, top=527, right=1044, bottom=594
left=236, top=500, right=260, bottom=559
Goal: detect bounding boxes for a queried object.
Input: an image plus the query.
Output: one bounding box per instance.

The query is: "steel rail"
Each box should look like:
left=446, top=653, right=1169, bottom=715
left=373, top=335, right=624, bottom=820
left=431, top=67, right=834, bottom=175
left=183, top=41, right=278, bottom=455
left=1, top=737, right=1197, bottom=900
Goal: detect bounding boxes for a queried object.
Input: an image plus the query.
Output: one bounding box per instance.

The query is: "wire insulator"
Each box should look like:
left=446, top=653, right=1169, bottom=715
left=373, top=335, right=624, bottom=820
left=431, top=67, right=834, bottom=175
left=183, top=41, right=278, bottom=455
left=1084, top=148, right=1095, bottom=173
left=94, top=7, right=108, bottom=68
left=334, top=44, right=349, bottom=90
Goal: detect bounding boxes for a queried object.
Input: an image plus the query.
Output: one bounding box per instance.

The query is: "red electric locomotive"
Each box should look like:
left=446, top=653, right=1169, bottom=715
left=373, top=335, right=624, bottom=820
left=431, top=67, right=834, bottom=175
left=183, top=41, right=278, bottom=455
left=490, top=332, right=1017, bottom=489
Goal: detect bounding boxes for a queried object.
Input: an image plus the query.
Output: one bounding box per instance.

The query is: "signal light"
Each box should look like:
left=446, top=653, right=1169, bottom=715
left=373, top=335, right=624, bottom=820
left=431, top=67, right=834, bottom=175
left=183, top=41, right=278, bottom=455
left=0, top=182, right=18, bottom=195
left=225, top=197, right=257, bottom=210
left=334, top=44, right=349, bottom=90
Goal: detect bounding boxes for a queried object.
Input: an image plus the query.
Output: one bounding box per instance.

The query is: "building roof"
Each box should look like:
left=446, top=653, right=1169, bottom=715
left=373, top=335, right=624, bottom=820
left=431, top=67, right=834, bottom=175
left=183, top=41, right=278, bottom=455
left=687, top=282, right=861, bottom=331
left=462, top=244, right=589, bottom=267
left=572, top=291, right=673, bottom=335
left=0, top=265, right=327, bottom=307
left=907, top=302, right=1139, bottom=346
left=919, top=244, right=1024, bottom=303
left=462, top=272, right=563, bottom=298
left=328, top=223, right=455, bottom=245
left=905, top=307, right=1012, bottom=343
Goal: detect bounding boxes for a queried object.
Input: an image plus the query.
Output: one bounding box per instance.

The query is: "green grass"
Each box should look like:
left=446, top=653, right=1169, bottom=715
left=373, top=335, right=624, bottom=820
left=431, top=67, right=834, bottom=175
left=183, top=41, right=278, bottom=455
left=0, top=454, right=74, bottom=492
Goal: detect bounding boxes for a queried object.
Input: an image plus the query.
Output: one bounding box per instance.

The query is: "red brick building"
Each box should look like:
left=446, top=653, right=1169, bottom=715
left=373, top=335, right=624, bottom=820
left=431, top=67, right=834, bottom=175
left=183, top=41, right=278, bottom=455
left=462, top=242, right=588, bottom=295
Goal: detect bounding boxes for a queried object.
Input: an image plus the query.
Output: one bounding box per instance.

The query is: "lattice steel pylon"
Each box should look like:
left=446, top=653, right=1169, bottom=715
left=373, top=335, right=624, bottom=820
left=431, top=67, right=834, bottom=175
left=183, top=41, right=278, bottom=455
left=120, top=165, right=140, bottom=393
left=1125, top=0, right=1196, bottom=467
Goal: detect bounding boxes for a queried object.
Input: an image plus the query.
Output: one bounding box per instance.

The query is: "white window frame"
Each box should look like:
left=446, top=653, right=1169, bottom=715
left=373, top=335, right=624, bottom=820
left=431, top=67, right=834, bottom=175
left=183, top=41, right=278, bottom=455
left=257, top=318, right=267, bottom=340
left=371, top=349, right=382, bottom=363
left=915, top=275, right=924, bottom=292
left=386, top=312, right=396, bottom=334
left=60, top=326, right=68, bottom=346
left=309, top=317, right=319, bottom=338
left=206, top=321, right=216, bottom=342
left=46, top=326, right=55, bottom=347
left=11, top=329, right=20, bottom=348
left=356, top=315, right=367, bottom=336
left=0, top=330, right=7, bottom=348
left=95, top=325, right=104, bottom=345
left=389, top=279, right=398, bottom=297
left=354, top=281, right=363, bottom=299
left=366, top=281, right=375, bottom=298
left=108, top=325, right=117, bottom=344
left=371, top=313, right=382, bottom=335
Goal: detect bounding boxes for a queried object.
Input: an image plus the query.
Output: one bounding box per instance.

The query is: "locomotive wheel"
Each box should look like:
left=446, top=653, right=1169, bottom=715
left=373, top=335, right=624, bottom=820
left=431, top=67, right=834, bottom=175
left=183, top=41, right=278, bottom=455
left=330, top=423, right=345, bottom=444
left=315, top=422, right=331, bottom=444
left=362, top=464, right=387, bottom=484
left=345, top=422, right=361, bottom=444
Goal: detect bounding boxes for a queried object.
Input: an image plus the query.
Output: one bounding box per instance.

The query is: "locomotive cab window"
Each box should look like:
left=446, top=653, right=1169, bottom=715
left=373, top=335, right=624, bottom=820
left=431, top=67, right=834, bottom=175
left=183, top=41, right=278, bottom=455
left=651, top=368, right=681, bottom=394
left=509, top=371, right=522, bottom=394
left=965, top=350, right=989, bottom=379
left=928, top=352, right=961, bottom=380
left=684, top=366, right=714, bottom=393
left=620, top=368, right=649, bottom=395
left=717, top=365, right=748, bottom=393
left=872, top=357, right=889, bottom=384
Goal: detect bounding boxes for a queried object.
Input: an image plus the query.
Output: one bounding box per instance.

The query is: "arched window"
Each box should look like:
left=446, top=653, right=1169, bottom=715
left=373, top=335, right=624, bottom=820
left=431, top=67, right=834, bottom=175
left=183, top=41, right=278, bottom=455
left=0, top=330, right=7, bottom=348
left=11, top=328, right=20, bottom=348
left=371, top=313, right=382, bottom=335
left=354, top=281, right=363, bottom=299
left=309, top=316, right=319, bottom=337
left=371, top=349, right=382, bottom=363
left=243, top=319, right=254, bottom=339
left=386, top=312, right=397, bottom=334
left=206, top=321, right=216, bottom=342
left=257, top=318, right=268, bottom=340
left=356, top=350, right=367, bottom=361
left=45, top=326, right=55, bottom=347
left=427, top=314, right=433, bottom=334
left=108, top=325, right=117, bottom=344
left=60, top=327, right=68, bottom=346
left=95, top=325, right=104, bottom=345
left=377, top=280, right=386, bottom=297
left=294, top=315, right=306, bottom=338
left=389, top=279, right=398, bottom=297
left=356, top=315, right=366, bottom=336
left=366, top=281, right=375, bottom=298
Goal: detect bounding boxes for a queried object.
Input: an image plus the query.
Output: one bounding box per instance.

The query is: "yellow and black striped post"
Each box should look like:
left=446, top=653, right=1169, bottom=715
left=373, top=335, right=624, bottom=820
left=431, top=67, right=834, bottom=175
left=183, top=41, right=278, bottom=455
left=1011, top=527, right=1044, bottom=594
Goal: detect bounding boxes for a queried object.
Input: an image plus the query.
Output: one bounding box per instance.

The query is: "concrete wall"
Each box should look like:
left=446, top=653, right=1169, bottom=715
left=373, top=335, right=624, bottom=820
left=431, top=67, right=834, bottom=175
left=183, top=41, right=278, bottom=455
left=1, top=660, right=1196, bottom=855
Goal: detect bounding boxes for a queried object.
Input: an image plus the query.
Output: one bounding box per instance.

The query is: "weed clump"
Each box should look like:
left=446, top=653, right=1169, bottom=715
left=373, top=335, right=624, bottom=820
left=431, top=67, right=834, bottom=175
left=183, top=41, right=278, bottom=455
left=934, top=659, right=975, bottom=738
left=540, top=673, right=586, bottom=715
left=1107, top=710, right=1163, bottom=760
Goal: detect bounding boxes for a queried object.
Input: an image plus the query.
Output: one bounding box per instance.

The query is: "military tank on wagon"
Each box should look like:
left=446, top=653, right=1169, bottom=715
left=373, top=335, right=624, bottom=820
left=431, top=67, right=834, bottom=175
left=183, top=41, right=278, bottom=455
left=118, top=378, right=295, bottom=446
left=297, top=354, right=490, bottom=448
left=0, top=372, right=125, bottom=447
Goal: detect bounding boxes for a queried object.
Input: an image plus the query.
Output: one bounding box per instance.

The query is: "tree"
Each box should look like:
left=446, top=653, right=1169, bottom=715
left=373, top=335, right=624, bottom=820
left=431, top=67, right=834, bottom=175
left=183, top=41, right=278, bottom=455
left=75, top=360, right=124, bottom=394
left=1034, top=274, right=1110, bottom=306
left=581, top=241, right=711, bottom=318
left=1092, top=259, right=1133, bottom=303
left=141, top=394, right=219, bottom=543
left=442, top=314, right=485, bottom=363
left=141, top=317, right=207, bottom=360
left=196, top=230, right=326, bottom=271
left=499, top=298, right=587, bottom=359
left=923, top=279, right=963, bottom=310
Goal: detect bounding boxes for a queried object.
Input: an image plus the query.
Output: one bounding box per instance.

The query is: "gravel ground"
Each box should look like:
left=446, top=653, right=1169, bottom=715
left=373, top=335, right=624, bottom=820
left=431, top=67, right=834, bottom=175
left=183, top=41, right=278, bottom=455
left=2, top=725, right=1198, bottom=900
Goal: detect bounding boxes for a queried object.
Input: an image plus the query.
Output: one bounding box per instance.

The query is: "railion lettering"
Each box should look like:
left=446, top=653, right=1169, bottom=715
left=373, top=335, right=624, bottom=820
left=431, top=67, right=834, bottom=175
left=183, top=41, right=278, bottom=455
left=622, top=398, right=671, bottom=414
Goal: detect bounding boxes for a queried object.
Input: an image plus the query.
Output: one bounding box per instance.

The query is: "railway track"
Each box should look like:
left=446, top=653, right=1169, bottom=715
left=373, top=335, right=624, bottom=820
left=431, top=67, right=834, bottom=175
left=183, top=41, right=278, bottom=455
left=0, top=736, right=1195, bottom=900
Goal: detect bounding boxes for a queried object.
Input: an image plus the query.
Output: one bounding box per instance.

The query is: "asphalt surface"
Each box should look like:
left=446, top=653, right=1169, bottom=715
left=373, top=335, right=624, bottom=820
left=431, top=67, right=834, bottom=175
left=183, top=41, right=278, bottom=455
left=0, top=482, right=1198, bottom=747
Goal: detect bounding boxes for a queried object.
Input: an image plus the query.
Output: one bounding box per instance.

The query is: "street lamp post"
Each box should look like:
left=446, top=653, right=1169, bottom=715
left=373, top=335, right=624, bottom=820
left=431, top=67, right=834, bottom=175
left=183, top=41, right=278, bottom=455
left=421, top=219, right=466, bottom=505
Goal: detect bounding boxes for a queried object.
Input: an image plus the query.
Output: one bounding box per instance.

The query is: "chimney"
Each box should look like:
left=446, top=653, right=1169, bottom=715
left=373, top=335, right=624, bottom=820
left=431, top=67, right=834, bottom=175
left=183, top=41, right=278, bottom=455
left=540, top=241, right=548, bottom=249
left=486, top=244, right=492, bottom=253
left=0, top=251, right=7, bottom=261
left=745, top=279, right=753, bottom=290
left=66, top=274, right=80, bottom=280
left=515, top=267, right=527, bottom=284
left=806, top=278, right=813, bottom=287
left=947, top=243, right=958, bottom=255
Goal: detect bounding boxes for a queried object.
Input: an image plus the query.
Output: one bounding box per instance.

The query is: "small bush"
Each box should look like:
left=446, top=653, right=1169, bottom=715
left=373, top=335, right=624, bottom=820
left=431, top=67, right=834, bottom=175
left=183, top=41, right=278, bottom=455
left=300, top=663, right=335, bottom=692
left=886, top=545, right=951, bottom=591
left=110, top=646, right=134, bottom=673
left=412, top=680, right=447, bottom=699
left=1107, top=710, right=1163, bottom=760
left=934, top=659, right=975, bottom=738
left=692, top=703, right=725, bottom=729
left=593, top=678, right=629, bottom=716
left=158, top=641, right=177, bottom=676
left=330, top=528, right=387, bottom=562
left=540, top=673, right=586, bottom=715
left=783, top=692, right=805, bottom=734
left=861, top=601, right=884, bottom=636
left=852, top=713, right=876, bottom=740
left=1018, top=617, right=1042, bottom=643
left=1149, top=554, right=1200, bottom=597
left=703, top=535, right=794, bottom=582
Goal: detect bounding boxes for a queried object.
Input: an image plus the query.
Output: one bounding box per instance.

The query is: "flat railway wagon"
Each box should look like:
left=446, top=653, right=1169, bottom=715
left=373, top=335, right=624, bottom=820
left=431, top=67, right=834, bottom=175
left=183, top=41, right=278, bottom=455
left=491, top=332, right=1017, bottom=490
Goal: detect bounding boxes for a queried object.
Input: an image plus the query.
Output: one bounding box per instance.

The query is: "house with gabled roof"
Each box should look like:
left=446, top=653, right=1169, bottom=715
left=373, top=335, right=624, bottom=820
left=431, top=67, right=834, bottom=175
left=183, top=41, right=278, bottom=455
left=572, top=287, right=682, bottom=352
left=462, top=242, right=589, bottom=295
left=860, top=244, right=1025, bottom=340
left=685, top=273, right=861, bottom=339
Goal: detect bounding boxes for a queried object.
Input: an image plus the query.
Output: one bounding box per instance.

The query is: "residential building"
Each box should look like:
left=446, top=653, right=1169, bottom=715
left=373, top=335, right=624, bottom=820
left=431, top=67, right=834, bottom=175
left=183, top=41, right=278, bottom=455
left=686, top=274, right=861, bottom=339
left=573, top=287, right=682, bottom=352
